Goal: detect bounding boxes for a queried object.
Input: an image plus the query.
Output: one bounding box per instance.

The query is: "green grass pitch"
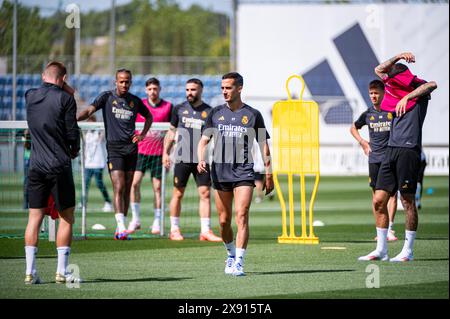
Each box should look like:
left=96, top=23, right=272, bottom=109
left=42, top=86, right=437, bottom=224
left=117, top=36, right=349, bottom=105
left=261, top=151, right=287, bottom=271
left=0, top=175, right=448, bottom=299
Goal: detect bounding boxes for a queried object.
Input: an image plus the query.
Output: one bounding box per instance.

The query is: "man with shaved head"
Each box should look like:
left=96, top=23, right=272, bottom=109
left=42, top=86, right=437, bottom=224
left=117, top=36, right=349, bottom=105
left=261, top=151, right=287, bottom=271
left=24, top=61, right=81, bottom=284
left=77, top=69, right=153, bottom=240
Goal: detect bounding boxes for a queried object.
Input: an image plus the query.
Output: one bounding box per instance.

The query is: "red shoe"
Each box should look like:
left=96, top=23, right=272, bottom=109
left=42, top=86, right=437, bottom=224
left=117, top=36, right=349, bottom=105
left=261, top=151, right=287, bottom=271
left=114, top=231, right=130, bottom=240
left=199, top=230, right=222, bottom=242
left=169, top=229, right=184, bottom=241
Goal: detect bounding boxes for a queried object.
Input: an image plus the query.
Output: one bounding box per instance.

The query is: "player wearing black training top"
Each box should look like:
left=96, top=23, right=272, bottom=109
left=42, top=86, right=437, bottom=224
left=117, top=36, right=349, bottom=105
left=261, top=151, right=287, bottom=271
left=77, top=69, right=153, bottom=240
left=162, top=78, right=222, bottom=242
left=351, top=80, right=398, bottom=241
left=24, top=61, right=81, bottom=285
left=197, top=72, right=274, bottom=276
left=359, top=52, right=437, bottom=263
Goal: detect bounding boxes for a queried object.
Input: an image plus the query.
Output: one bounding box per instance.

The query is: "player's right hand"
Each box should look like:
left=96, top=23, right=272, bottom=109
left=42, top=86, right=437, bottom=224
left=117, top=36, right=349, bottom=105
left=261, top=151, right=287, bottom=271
left=163, top=154, right=171, bottom=169
left=398, top=52, right=415, bottom=63
left=359, top=139, right=371, bottom=156
left=197, top=160, right=207, bottom=174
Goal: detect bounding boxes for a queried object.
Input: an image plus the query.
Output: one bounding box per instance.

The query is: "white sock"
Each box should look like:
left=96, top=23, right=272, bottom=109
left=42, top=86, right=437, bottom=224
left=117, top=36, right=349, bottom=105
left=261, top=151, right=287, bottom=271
left=154, top=208, right=161, bottom=220
left=224, top=241, right=236, bottom=257
left=375, top=227, right=388, bottom=254
left=236, top=248, right=246, bottom=266
left=403, top=230, right=416, bottom=254
left=170, top=216, right=180, bottom=232
left=25, top=246, right=37, bottom=275
left=115, top=213, right=126, bottom=232
left=388, top=222, right=394, bottom=233
left=200, top=218, right=211, bottom=234
left=57, top=246, right=70, bottom=276
left=131, top=202, right=140, bottom=223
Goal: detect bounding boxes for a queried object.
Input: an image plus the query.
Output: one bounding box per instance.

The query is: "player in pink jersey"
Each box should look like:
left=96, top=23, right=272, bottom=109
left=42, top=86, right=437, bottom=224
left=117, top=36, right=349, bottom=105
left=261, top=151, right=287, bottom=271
left=128, top=78, right=173, bottom=234
left=358, top=52, right=437, bottom=263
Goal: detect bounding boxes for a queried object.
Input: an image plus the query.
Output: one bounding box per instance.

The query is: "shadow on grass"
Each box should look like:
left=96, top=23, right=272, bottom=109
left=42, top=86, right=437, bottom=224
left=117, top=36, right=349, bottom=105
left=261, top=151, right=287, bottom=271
left=414, top=258, right=449, bottom=262
left=0, top=255, right=55, bottom=260
left=83, top=277, right=192, bottom=284
left=249, top=269, right=355, bottom=275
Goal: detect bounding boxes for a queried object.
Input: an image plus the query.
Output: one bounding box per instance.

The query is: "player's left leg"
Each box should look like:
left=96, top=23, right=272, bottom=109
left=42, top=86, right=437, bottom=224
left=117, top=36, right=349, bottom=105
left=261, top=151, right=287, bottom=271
left=359, top=189, right=390, bottom=261
left=390, top=193, right=417, bottom=262
left=110, top=170, right=129, bottom=239
left=232, top=185, right=254, bottom=276
left=24, top=209, right=45, bottom=284
left=215, top=188, right=234, bottom=274
left=390, top=147, right=420, bottom=262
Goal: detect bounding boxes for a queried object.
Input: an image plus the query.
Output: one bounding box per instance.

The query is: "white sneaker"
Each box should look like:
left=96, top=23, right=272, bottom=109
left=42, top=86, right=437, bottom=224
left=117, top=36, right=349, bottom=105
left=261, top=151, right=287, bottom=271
left=390, top=250, right=414, bottom=262
left=127, top=220, right=141, bottom=233
left=102, top=202, right=113, bottom=212
left=358, top=250, right=389, bottom=261
left=151, top=219, right=160, bottom=235
left=254, top=196, right=262, bottom=204
left=232, top=262, right=245, bottom=276
left=224, top=257, right=235, bottom=275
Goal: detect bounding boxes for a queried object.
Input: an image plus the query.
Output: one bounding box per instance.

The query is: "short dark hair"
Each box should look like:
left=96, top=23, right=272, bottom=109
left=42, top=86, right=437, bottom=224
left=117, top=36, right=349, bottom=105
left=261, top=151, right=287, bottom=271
left=45, top=61, right=67, bottom=78
left=388, top=63, right=408, bottom=78
left=145, top=77, right=160, bottom=87
left=186, top=78, right=203, bottom=88
left=222, top=72, right=243, bottom=87
left=116, top=68, right=132, bottom=79
left=369, top=79, right=385, bottom=91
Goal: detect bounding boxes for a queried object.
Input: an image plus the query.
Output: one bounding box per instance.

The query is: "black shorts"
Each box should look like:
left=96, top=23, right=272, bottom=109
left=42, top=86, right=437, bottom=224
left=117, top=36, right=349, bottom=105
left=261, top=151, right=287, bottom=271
left=174, top=162, right=211, bottom=188
left=375, top=146, right=421, bottom=195
left=28, top=167, right=75, bottom=211
left=107, top=142, right=138, bottom=172
left=136, top=154, right=162, bottom=179
left=254, top=172, right=264, bottom=181
left=368, top=162, right=382, bottom=190
left=213, top=180, right=256, bottom=192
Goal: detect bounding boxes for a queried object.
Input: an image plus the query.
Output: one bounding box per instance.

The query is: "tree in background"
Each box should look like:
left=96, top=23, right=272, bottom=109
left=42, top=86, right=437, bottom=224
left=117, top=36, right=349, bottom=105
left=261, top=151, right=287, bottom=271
left=0, top=1, right=54, bottom=72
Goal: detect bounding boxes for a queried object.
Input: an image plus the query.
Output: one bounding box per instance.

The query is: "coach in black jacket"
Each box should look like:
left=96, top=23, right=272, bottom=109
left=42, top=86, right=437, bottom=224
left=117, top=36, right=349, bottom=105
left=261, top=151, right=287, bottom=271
left=24, top=61, right=81, bottom=285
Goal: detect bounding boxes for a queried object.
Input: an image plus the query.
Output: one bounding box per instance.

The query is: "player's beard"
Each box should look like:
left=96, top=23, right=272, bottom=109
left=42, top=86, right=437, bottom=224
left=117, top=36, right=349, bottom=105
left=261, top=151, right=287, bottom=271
left=187, top=95, right=198, bottom=104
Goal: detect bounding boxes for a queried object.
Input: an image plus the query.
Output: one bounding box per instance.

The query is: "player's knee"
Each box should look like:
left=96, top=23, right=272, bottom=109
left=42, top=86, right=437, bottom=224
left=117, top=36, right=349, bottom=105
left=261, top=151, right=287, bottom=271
left=199, top=189, right=210, bottom=200
left=173, top=188, right=185, bottom=199
left=59, top=209, right=75, bottom=225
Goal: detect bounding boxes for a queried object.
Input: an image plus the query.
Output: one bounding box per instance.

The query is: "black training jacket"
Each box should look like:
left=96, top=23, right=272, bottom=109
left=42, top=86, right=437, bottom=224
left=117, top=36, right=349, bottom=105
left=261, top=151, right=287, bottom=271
left=26, top=82, right=80, bottom=174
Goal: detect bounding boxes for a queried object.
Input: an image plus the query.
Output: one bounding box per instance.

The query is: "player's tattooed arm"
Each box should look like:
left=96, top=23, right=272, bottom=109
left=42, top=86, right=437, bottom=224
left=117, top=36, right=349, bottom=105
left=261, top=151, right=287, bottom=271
left=396, top=81, right=438, bottom=116
left=375, top=52, right=415, bottom=79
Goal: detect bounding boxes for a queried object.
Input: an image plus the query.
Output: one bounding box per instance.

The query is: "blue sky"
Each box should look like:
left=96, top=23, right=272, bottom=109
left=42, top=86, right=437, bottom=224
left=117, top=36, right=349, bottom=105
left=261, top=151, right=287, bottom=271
left=1, top=0, right=233, bottom=16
